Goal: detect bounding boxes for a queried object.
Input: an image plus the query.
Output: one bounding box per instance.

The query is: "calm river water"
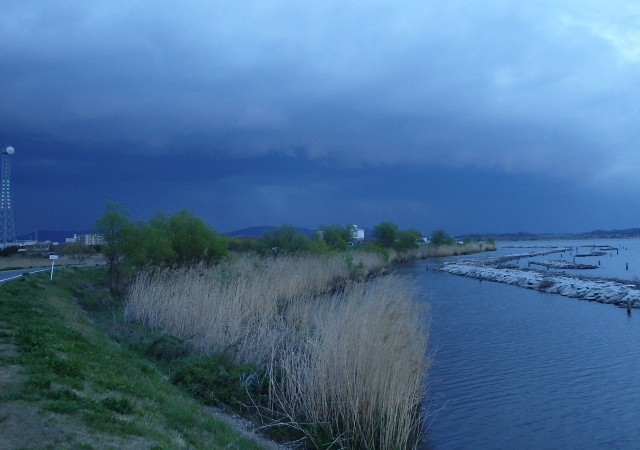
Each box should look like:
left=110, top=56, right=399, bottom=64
left=396, top=239, right=640, bottom=450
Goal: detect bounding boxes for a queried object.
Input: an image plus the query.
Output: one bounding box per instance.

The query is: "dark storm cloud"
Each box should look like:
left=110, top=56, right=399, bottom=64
left=2, top=1, right=640, bottom=234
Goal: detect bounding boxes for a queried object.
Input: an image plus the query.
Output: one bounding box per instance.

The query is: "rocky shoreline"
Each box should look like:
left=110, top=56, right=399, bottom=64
left=436, top=248, right=640, bottom=309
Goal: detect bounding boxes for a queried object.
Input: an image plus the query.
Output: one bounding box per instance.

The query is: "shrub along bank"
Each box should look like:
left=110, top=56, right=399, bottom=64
left=93, top=199, right=494, bottom=300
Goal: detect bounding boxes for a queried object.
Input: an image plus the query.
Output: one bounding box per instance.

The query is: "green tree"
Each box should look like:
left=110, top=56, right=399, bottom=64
left=136, top=215, right=177, bottom=266
left=165, top=209, right=228, bottom=264
left=430, top=229, right=453, bottom=247
left=261, top=224, right=310, bottom=256
left=318, top=223, right=354, bottom=252
left=394, top=229, right=422, bottom=252
left=94, top=200, right=229, bottom=298
left=93, top=199, right=136, bottom=299
left=373, top=221, right=398, bottom=248
left=308, top=231, right=332, bottom=254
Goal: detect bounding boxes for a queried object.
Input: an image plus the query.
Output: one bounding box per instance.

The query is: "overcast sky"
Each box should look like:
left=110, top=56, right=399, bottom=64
left=2, top=1, right=640, bottom=236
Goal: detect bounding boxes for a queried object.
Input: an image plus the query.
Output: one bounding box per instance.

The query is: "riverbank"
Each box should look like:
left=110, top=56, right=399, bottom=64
left=126, top=254, right=430, bottom=449
left=437, top=248, right=640, bottom=309
left=0, top=267, right=273, bottom=449
left=390, top=241, right=496, bottom=264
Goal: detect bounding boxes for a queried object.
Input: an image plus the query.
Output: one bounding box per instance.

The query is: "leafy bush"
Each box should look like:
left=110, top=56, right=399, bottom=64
left=430, top=228, right=455, bottom=246
left=145, top=334, right=190, bottom=362
left=373, top=221, right=398, bottom=248
left=360, top=242, right=390, bottom=263
left=170, top=353, right=266, bottom=411
left=94, top=199, right=229, bottom=298
left=259, top=224, right=310, bottom=256
left=394, top=229, right=421, bottom=252
left=316, top=223, right=354, bottom=251
left=344, top=254, right=366, bottom=281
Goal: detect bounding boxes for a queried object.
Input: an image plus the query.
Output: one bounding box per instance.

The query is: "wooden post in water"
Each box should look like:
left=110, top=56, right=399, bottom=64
left=626, top=262, right=629, bottom=270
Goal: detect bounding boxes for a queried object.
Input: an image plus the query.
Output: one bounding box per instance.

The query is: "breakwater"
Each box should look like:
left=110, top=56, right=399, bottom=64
left=436, top=247, right=640, bottom=308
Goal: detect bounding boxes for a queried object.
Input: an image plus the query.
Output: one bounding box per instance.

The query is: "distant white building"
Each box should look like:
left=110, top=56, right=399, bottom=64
left=66, top=234, right=105, bottom=246
left=351, top=225, right=365, bottom=241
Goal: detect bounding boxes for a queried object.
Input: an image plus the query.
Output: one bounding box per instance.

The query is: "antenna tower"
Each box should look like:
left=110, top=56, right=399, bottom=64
left=1, top=146, right=15, bottom=247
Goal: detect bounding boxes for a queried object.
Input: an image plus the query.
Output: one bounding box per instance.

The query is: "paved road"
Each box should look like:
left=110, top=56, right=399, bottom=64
left=0, top=267, right=51, bottom=283
left=0, top=264, right=100, bottom=283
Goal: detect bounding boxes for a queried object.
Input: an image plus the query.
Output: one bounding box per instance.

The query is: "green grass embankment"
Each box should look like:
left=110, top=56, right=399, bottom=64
left=0, top=266, right=267, bottom=450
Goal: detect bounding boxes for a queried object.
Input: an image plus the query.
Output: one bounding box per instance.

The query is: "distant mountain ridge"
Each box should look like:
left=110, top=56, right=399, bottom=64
left=16, top=225, right=373, bottom=242
left=25, top=226, right=640, bottom=244
left=224, top=226, right=316, bottom=238
left=477, top=228, right=640, bottom=241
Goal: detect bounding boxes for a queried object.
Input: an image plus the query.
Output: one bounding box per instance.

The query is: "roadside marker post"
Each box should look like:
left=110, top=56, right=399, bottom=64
left=49, top=254, right=58, bottom=280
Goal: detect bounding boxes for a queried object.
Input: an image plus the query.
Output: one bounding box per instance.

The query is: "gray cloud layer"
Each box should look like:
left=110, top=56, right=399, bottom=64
left=2, top=1, right=640, bottom=233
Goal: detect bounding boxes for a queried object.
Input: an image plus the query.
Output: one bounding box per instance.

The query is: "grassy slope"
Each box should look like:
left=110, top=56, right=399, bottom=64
left=0, top=266, right=265, bottom=450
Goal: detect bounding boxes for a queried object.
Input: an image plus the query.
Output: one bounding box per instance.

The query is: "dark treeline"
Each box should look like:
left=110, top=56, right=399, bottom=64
left=228, top=222, right=425, bottom=256
left=87, top=199, right=465, bottom=298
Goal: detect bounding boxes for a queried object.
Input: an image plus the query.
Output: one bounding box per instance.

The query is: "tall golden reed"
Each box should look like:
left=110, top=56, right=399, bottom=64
left=390, top=242, right=496, bottom=262
left=272, top=277, right=429, bottom=448
left=125, top=252, right=430, bottom=448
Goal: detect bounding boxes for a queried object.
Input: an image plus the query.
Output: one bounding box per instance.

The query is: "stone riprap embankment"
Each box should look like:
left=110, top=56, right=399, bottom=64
left=580, top=245, right=618, bottom=251
left=575, top=251, right=607, bottom=257
left=530, top=260, right=597, bottom=270
left=436, top=248, right=640, bottom=308
left=482, top=247, right=572, bottom=266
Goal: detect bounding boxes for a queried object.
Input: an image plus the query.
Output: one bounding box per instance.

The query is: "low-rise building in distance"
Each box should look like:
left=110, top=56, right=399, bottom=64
left=351, top=225, right=365, bottom=241
left=65, top=234, right=105, bottom=246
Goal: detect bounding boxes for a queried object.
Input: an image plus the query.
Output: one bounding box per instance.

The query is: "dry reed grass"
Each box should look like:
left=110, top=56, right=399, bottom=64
left=125, top=252, right=430, bottom=448
left=272, top=277, right=429, bottom=448
left=389, top=242, right=496, bottom=263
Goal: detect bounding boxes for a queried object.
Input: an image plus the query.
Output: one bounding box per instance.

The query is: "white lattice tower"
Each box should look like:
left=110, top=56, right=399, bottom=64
left=1, top=147, right=15, bottom=247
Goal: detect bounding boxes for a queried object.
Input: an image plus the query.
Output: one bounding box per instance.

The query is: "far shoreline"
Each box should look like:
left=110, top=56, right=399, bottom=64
left=435, top=245, right=640, bottom=310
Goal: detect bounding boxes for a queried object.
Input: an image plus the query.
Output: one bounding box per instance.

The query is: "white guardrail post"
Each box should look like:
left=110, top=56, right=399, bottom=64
left=49, top=254, right=58, bottom=280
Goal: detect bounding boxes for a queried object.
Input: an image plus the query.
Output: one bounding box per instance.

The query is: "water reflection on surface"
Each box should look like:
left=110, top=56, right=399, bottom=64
left=397, top=242, right=640, bottom=450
